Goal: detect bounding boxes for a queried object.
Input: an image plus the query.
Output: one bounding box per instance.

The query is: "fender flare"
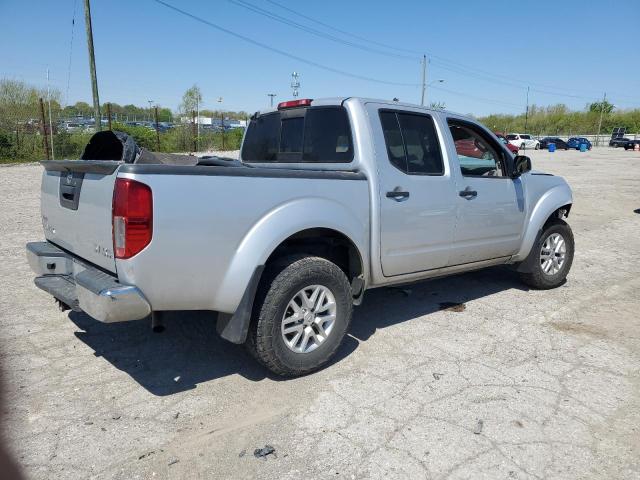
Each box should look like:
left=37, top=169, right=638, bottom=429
left=513, top=184, right=573, bottom=263
left=214, top=197, right=368, bottom=343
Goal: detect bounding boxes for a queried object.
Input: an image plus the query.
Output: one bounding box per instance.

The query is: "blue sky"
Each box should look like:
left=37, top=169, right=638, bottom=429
left=2, top=0, right=639, bottom=116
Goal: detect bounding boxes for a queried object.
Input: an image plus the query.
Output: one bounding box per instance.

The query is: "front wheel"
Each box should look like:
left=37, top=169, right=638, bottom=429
left=246, top=256, right=353, bottom=377
left=519, top=219, right=574, bottom=290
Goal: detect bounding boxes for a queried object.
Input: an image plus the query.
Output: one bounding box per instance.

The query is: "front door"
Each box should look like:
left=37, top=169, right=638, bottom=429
left=446, top=120, right=525, bottom=265
left=371, top=106, right=458, bottom=277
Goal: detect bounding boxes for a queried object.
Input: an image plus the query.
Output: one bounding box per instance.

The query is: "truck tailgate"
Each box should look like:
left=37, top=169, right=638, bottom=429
left=40, top=161, right=121, bottom=273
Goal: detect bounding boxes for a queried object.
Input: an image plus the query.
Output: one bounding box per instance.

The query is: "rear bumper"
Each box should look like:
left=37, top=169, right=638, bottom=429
left=26, top=242, right=151, bottom=323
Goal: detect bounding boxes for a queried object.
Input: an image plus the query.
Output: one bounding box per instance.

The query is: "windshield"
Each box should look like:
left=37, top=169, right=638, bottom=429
left=506, top=134, right=517, bottom=140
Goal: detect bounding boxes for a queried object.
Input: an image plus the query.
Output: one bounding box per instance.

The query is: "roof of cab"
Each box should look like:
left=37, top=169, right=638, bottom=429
left=256, top=96, right=463, bottom=118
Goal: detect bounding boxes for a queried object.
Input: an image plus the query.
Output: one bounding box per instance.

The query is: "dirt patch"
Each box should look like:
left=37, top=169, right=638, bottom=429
left=439, top=302, right=466, bottom=312
left=549, top=321, right=608, bottom=339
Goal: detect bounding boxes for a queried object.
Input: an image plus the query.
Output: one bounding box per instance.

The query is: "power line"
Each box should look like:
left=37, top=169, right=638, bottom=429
left=265, top=0, right=421, bottom=56
left=228, top=0, right=416, bottom=61
left=149, top=0, right=640, bottom=111
left=265, top=0, right=640, bottom=103
left=430, top=84, right=523, bottom=109
left=151, top=0, right=419, bottom=87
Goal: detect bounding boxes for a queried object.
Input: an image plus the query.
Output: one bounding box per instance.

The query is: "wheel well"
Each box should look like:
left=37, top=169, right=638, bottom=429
left=546, top=203, right=572, bottom=225
left=266, top=228, right=364, bottom=284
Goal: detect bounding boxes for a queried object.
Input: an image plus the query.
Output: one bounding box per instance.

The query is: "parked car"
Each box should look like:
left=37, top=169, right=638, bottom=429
left=539, top=137, right=569, bottom=150
left=609, top=137, right=630, bottom=148
left=495, top=133, right=519, bottom=154
left=506, top=133, right=540, bottom=150
left=27, top=97, right=574, bottom=376
left=623, top=139, right=640, bottom=150
left=567, top=137, right=592, bottom=150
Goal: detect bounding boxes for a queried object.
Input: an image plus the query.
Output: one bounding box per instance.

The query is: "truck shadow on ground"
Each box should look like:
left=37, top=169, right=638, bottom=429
left=68, top=266, right=527, bottom=396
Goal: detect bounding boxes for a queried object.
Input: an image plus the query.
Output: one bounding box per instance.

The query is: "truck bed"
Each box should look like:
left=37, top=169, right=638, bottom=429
left=39, top=159, right=369, bottom=315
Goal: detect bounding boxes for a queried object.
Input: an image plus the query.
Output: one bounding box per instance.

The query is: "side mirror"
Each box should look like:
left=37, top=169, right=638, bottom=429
left=512, top=155, right=531, bottom=177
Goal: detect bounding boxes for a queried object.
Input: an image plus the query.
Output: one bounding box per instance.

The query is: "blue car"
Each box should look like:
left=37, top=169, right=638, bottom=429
left=567, top=137, right=592, bottom=150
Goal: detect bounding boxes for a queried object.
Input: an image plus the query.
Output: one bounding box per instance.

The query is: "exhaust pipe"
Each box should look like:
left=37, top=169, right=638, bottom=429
left=151, top=311, right=165, bottom=333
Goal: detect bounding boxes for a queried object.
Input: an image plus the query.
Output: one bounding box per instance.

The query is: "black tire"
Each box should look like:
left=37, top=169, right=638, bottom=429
left=519, top=218, right=574, bottom=290
left=245, top=256, right=353, bottom=377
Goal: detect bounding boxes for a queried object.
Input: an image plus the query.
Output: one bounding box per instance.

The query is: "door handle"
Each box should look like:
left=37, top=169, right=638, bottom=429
left=459, top=187, right=478, bottom=199
left=386, top=187, right=410, bottom=201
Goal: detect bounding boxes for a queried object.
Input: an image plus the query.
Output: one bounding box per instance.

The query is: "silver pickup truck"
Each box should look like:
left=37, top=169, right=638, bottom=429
left=27, top=97, right=574, bottom=376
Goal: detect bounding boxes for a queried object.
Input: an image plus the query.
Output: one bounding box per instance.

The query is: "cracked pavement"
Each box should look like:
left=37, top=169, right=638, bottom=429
left=1, top=148, right=639, bottom=479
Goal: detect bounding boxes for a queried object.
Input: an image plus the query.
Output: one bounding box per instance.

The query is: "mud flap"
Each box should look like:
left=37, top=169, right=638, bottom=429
left=216, top=265, right=265, bottom=344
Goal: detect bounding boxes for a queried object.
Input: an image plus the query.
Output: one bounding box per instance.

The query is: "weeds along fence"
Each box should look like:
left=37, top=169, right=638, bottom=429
left=0, top=121, right=245, bottom=164
left=0, top=108, right=245, bottom=164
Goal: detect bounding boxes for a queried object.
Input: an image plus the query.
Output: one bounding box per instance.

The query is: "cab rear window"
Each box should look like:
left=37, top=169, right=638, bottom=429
left=242, top=106, right=353, bottom=163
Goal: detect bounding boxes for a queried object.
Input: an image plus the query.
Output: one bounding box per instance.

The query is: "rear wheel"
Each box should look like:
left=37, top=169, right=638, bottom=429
left=519, top=219, right=574, bottom=290
left=246, top=256, right=353, bottom=377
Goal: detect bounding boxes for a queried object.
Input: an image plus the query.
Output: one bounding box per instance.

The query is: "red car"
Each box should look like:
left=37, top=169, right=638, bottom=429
left=495, top=132, right=519, bottom=155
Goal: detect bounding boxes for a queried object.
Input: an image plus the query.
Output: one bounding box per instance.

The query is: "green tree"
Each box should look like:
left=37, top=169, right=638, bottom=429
left=588, top=100, right=614, bottom=114
left=180, top=84, right=203, bottom=115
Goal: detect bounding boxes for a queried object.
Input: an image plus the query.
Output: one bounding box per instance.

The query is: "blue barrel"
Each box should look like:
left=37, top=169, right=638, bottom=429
left=580, top=143, right=587, bottom=152
left=548, top=143, right=556, bottom=152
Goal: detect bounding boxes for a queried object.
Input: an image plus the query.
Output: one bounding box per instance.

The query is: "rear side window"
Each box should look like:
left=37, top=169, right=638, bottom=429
left=242, top=112, right=280, bottom=161
left=379, top=110, right=444, bottom=175
left=303, top=107, right=353, bottom=162
left=242, top=107, right=353, bottom=163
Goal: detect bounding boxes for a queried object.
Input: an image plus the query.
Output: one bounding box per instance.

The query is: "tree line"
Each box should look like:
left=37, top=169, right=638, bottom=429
left=2, top=78, right=639, bottom=163
left=0, top=80, right=249, bottom=162
left=477, top=102, right=640, bottom=137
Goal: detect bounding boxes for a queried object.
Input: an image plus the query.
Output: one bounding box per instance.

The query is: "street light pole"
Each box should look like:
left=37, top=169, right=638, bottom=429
left=524, top=86, right=530, bottom=133
left=420, top=54, right=427, bottom=106
left=267, top=93, right=277, bottom=108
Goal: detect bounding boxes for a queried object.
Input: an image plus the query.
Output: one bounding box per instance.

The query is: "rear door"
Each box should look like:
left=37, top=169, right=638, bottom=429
left=369, top=105, right=458, bottom=276
left=40, top=162, right=120, bottom=272
left=446, top=119, right=525, bottom=265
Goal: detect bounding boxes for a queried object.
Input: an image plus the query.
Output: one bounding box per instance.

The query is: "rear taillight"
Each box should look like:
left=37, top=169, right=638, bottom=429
left=113, top=178, right=152, bottom=259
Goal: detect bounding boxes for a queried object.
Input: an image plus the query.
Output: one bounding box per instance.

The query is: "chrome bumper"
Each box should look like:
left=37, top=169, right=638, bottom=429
left=26, top=242, right=151, bottom=323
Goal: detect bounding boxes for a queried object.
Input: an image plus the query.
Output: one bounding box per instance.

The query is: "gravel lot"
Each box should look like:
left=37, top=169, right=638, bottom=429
left=1, top=147, right=639, bottom=479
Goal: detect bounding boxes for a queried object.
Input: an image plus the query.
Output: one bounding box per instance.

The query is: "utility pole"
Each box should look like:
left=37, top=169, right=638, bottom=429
left=147, top=100, right=154, bottom=122
left=420, top=54, right=427, bottom=106
left=106, top=102, right=112, bottom=130
left=596, top=92, right=607, bottom=147
left=39, top=98, right=50, bottom=161
left=83, top=0, right=101, bottom=132
left=154, top=106, right=161, bottom=151
left=267, top=93, right=277, bottom=108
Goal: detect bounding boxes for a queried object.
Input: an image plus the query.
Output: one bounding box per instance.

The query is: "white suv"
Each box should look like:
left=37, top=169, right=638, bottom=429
left=506, top=133, right=540, bottom=150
